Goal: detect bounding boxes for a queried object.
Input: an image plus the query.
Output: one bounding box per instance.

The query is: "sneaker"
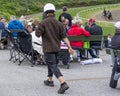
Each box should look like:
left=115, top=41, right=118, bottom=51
left=78, top=58, right=81, bottom=62
left=58, top=82, right=69, bottom=94
left=44, top=80, right=54, bottom=87
left=70, top=57, right=73, bottom=62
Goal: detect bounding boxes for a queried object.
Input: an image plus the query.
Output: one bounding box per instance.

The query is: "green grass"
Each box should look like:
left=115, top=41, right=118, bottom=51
left=55, top=4, right=120, bottom=35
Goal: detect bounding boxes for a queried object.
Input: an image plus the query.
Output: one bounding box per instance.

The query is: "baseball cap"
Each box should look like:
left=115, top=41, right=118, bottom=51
left=88, top=18, right=95, bottom=23
left=114, top=21, right=120, bottom=29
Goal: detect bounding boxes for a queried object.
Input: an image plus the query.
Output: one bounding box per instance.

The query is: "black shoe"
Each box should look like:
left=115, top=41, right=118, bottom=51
left=58, top=82, right=69, bottom=94
left=80, top=56, right=87, bottom=60
left=44, top=80, right=54, bottom=87
left=92, top=55, right=98, bottom=58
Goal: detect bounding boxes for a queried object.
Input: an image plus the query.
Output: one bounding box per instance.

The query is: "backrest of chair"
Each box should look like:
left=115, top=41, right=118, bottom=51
left=4, top=29, right=13, bottom=41
left=17, top=30, right=32, bottom=54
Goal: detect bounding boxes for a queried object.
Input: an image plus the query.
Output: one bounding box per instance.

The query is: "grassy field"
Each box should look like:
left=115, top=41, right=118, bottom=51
left=55, top=4, right=120, bottom=35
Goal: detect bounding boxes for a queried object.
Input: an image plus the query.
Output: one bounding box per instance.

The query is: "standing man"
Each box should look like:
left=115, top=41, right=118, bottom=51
left=36, top=3, right=73, bottom=94
left=111, top=21, right=120, bottom=49
left=58, top=6, right=72, bottom=27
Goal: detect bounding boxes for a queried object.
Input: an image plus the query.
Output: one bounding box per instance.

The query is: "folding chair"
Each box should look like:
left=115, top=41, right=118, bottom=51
left=4, top=29, right=20, bottom=62
left=17, top=30, right=38, bottom=67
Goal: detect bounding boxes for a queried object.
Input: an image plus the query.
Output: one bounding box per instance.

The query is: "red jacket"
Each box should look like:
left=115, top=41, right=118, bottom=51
left=68, top=24, right=90, bottom=48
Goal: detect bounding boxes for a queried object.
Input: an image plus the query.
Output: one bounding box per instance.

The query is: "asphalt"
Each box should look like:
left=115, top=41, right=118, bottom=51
left=0, top=49, right=120, bottom=96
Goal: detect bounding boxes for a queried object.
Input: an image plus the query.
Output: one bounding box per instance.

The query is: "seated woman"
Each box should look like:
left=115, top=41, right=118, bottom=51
left=26, top=24, right=43, bottom=55
left=68, top=18, right=90, bottom=61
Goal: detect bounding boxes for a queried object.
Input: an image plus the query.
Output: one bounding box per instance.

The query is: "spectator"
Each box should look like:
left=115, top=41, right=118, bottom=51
left=68, top=17, right=90, bottom=61
left=35, top=3, right=74, bottom=94
left=0, top=17, right=6, bottom=29
left=0, top=17, right=7, bottom=49
left=107, top=10, right=113, bottom=20
left=111, top=21, right=120, bottom=49
left=107, top=33, right=112, bottom=48
left=26, top=24, right=43, bottom=55
left=58, top=6, right=72, bottom=27
left=32, top=18, right=40, bottom=31
left=102, top=8, right=107, bottom=20
left=87, top=18, right=103, bottom=58
left=19, top=15, right=28, bottom=27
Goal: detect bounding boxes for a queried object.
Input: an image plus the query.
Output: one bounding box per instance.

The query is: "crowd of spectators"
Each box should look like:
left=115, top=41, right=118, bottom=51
left=1, top=3, right=119, bottom=94
left=0, top=6, right=112, bottom=62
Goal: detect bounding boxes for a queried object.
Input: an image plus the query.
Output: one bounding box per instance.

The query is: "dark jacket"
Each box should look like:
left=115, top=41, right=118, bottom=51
left=111, top=32, right=120, bottom=50
left=36, top=16, right=67, bottom=53
left=89, top=23, right=103, bottom=46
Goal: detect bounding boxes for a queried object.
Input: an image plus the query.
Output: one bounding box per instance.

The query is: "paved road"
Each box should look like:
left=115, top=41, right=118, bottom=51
left=0, top=49, right=119, bottom=96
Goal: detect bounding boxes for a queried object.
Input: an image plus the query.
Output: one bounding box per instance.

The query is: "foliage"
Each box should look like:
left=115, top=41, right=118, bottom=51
left=0, top=0, right=120, bottom=20
left=0, top=0, right=120, bottom=35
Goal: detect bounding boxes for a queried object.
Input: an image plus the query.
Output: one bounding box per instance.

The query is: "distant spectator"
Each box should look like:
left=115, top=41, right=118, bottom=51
left=0, top=17, right=6, bottom=29
left=107, top=34, right=112, bottom=48
left=0, top=17, right=7, bottom=49
left=58, top=6, right=72, bottom=27
left=102, top=8, right=107, bottom=20
left=107, top=10, right=113, bottom=20
left=19, top=15, right=28, bottom=27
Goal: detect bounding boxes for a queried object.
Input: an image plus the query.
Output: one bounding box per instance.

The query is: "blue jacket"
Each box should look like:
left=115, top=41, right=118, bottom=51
left=0, top=22, right=5, bottom=29
left=8, top=20, right=25, bottom=37
left=8, top=20, right=24, bottom=30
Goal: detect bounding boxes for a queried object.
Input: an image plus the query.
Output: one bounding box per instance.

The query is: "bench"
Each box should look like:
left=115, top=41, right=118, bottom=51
left=68, top=35, right=107, bottom=58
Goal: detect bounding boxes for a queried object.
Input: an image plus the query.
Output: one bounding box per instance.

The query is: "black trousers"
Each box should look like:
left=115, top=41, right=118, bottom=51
left=44, top=52, right=63, bottom=78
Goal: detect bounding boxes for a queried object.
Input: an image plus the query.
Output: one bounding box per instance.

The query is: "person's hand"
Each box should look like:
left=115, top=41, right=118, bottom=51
left=68, top=47, right=74, bottom=54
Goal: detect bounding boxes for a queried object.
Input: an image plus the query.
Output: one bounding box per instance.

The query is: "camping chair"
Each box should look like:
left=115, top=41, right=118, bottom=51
left=4, top=29, right=20, bottom=62
left=17, top=30, right=38, bottom=67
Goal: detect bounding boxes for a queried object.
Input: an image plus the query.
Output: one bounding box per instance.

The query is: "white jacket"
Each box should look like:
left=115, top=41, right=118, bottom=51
left=31, top=31, right=43, bottom=55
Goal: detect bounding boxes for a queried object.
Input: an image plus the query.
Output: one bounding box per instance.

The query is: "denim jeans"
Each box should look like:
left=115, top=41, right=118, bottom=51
left=44, top=52, right=63, bottom=78
left=88, top=49, right=97, bottom=58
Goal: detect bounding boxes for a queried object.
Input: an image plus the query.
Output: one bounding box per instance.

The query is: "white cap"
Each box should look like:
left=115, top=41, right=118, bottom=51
left=114, top=21, right=120, bottom=29
left=44, top=3, right=55, bottom=12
